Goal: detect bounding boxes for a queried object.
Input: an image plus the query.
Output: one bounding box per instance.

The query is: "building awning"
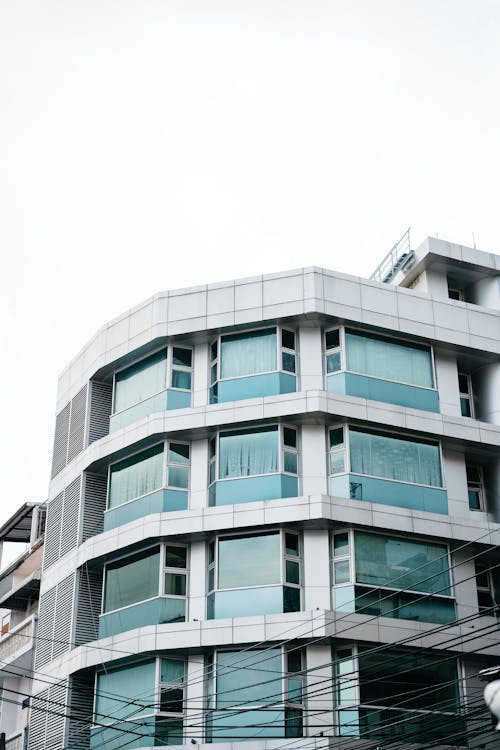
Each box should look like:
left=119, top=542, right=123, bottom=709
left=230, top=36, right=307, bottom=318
left=0, top=502, right=43, bottom=543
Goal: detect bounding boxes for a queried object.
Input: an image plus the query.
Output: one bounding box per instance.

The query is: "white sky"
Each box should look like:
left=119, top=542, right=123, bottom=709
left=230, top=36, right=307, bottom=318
left=1, top=0, right=500, bottom=544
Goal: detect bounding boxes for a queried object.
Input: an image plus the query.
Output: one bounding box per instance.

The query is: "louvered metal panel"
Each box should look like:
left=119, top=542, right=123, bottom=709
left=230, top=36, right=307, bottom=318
left=67, top=385, right=88, bottom=462
left=34, top=586, right=56, bottom=670
left=60, top=476, right=81, bottom=557
left=67, top=672, right=95, bottom=750
left=27, top=687, right=49, bottom=750
left=82, top=473, right=106, bottom=541
left=51, top=403, right=70, bottom=478
left=52, top=573, right=75, bottom=660
left=43, top=493, right=63, bottom=570
left=88, top=381, right=112, bottom=445
left=75, top=566, right=102, bottom=645
left=44, top=681, right=69, bottom=750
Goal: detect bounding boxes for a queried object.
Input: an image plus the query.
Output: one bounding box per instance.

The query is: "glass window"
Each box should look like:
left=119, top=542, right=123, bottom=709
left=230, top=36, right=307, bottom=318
left=95, top=660, right=156, bottom=723
left=458, top=372, right=473, bottom=417
left=114, top=350, right=167, bottom=413
left=354, top=532, right=450, bottom=594
left=349, top=429, right=442, bottom=487
left=104, top=548, right=160, bottom=612
left=108, top=445, right=163, bottom=509
left=220, top=328, right=277, bottom=379
left=219, top=427, right=279, bottom=478
left=172, top=348, right=192, bottom=368
left=475, top=561, right=495, bottom=611
left=466, top=464, right=483, bottom=510
left=325, top=329, right=342, bottom=373
left=345, top=331, right=434, bottom=388
left=215, top=649, right=282, bottom=708
left=358, top=648, right=459, bottom=712
left=218, top=533, right=281, bottom=588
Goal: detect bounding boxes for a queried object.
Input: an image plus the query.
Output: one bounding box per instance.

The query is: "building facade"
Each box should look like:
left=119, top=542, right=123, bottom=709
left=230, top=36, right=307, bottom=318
left=0, top=503, right=45, bottom=750
left=29, top=236, right=500, bottom=749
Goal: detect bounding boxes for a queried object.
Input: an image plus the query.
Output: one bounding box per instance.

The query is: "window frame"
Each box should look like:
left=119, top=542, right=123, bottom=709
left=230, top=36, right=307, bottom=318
left=93, top=656, right=187, bottom=737
left=207, top=645, right=305, bottom=733
left=330, top=528, right=455, bottom=602
left=458, top=372, right=474, bottom=418
left=208, top=423, right=300, bottom=487
left=207, top=529, right=302, bottom=598
left=327, top=425, right=445, bottom=490
left=111, top=344, right=193, bottom=416
left=209, top=325, right=298, bottom=387
left=324, top=325, right=437, bottom=391
left=466, top=464, right=484, bottom=511
left=106, top=439, right=191, bottom=511
left=101, top=541, right=189, bottom=618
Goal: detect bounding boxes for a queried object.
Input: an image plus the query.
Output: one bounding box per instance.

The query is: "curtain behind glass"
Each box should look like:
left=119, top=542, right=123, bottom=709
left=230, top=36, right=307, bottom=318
left=95, top=660, right=156, bottom=722
left=354, top=532, right=450, bottom=594
left=216, top=649, right=282, bottom=707
left=219, top=428, right=278, bottom=478
left=220, top=329, right=277, bottom=379
left=114, top=350, right=167, bottom=412
left=109, top=445, right=164, bottom=508
left=346, top=332, right=434, bottom=388
left=218, top=533, right=281, bottom=588
left=349, top=430, right=442, bottom=486
left=104, top=548, right=160, bottom=611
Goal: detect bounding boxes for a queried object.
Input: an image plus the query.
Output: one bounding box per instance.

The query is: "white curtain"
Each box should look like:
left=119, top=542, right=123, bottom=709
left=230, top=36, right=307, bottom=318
left=219, top=428, right=278, bottom=478
left=109, top=445, right=164, bottom=508
left=346, top=332, right=434, bottom=388
left=114, top=350, right=167, bottom=412
left=349, top=430, right=442, bottom=487
left=220, top=329, right=277, bottom=379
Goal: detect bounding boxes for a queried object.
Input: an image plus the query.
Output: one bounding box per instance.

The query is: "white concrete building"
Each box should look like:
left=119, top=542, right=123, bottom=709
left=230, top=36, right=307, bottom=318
left=29, top=235, right=500, bottom=749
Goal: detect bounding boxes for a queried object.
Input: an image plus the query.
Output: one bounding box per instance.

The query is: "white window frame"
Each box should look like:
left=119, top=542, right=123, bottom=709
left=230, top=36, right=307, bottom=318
left=208, top=424, right=300, bottom=487
left=106, top=439, right=191, bottom=512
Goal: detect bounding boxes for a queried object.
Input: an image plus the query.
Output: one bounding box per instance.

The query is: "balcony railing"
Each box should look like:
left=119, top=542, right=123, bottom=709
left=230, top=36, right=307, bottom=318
left=0, top=616, right=35, bottom=664
left=5, top=732, right=24, bottom=750
left=370, top=228, right=414, bottom=283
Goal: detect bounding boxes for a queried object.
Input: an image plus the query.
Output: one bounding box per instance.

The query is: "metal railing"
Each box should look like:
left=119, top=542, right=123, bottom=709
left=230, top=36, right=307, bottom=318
left=0, top=617, right=35, bottom=664
left=370, top=228, right=414, bottom=284
left=5, top=731, right=24, bottom=750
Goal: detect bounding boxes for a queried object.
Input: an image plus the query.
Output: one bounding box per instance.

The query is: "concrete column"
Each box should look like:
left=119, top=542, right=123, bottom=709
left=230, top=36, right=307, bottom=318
left=434, top=351, right=461, bottom=417
left=452, top=548, right=478, bottom=622
left=189, top=540, right=206, bottom=622
left=185, top=653, right=206, bottom=744
left=301, top=425, right=327, bottom=496
left=468, top=275, right=500, bottom=309
left=303, top=530, right=331, bottom=610
left=298, top=327, right=324, bottom=391
left=190, top=438, right=208, bottom=510
left=473, top=363, right=500, bottom=425
left=304, top=644, right=334, bottom=736
left=192, top=341, right=209, bottom=407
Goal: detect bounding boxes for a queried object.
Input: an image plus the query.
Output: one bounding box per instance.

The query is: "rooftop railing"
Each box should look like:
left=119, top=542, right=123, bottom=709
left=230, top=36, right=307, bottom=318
left=370, top=228, right=414, bottom=284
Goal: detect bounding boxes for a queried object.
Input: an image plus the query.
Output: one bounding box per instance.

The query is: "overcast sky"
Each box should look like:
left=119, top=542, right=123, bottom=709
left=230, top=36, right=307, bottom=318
left=1, top=0, right=500, bottom=554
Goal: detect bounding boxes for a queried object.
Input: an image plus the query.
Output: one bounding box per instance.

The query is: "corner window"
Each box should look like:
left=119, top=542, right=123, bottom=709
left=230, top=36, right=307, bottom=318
left=113, top=346, right=192, bottom=415
left=207, top=530, right=301, bottom=613
left=328, top=427, right=443, bottom=488
left=208, top=646, right=304, bottom=739
left=210, top=326, right=297, bottom=402
left=466, top=464, right=483, bottom=510
left=107, top=441, right=190, bottom=510
left=325, top=327, right=435, bottom=388
left=102, top=543, right=188, bottom=622
left=210, top=425, right=299, bottom=483
left=94, top=657, right=186, bottom=745
left=331, top=530, right=455, bottom=624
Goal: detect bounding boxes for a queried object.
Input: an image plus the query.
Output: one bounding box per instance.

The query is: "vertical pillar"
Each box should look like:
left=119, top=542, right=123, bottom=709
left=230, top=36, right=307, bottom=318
left=192, top=342, right=209, bottom=407
left=185, top=653, right=206, bottom=744
left=305, top=645, right=334, bottom=737
left=303, top=530, right=330, bottom=610
left=298, top=327, right=324, bottom=391
left=301, top=425, right=327, bottom=496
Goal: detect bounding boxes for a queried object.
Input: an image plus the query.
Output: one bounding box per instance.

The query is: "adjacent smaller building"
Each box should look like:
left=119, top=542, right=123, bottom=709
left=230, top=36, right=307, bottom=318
left=0, top=503, right=45, bottom=750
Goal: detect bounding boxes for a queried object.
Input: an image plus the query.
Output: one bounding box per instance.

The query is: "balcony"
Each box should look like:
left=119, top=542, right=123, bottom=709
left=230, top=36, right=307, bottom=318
left=109, top=388, right=191, bottom=432
left=5, top=732, right=24, bottom=750
left=327, top=371, right=440, bottom=413
left=330, top=473, right=448, bottom=515
left=0, top=615, right=36, bottom=677
left=103, top=489, right=188, bottom=531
